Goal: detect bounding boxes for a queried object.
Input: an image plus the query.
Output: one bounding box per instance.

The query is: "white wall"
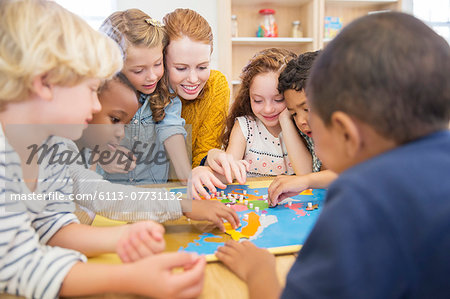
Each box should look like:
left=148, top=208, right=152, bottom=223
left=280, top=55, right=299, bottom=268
left=115, top=0, right=220, bottom=69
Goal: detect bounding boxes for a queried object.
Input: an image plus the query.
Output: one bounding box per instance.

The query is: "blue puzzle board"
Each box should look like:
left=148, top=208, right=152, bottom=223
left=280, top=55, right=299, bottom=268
left=169, top=184, right=326, bottom=256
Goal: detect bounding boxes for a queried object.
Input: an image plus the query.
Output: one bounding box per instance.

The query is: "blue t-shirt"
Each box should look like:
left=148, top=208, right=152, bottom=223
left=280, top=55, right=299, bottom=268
left=282, top=130, right=450, bottom=299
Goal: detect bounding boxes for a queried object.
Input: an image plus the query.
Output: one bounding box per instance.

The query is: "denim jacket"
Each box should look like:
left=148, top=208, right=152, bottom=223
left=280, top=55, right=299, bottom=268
left=97, top=93, right=186, bottom=185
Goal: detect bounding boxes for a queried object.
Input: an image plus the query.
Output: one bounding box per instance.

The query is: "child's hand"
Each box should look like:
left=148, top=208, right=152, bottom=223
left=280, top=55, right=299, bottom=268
left=206, top=149, right=249, bottom=184
left=183, top=200, right=240, bottom=232
left=268, top=175, right=309, bottom=207
left=278, top=107, right=293, bottom=125
left=100, top=145, right=136, bottom=174
left=189, top=166, right=227, bottom=200
left=216, top=240, right=276, bottom=282
left=117, top=221, right=165, bottom=263
left=127, top=252, right=206, bottom=298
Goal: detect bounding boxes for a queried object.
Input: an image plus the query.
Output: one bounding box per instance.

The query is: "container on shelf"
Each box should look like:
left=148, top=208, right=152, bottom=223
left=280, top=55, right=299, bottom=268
left=231, top=14, right=238, bottom=37
left=324, top=16, right=342, bottom=39
left=291, top=20, right=303, bottom=38
left=257, top=8, right=278, bottom=37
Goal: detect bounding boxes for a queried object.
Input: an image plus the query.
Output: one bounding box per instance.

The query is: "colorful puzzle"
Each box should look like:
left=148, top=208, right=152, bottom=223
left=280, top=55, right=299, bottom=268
left=167, top=182, right=326, bottom=259
left=88, top=181, right=327, bottom=264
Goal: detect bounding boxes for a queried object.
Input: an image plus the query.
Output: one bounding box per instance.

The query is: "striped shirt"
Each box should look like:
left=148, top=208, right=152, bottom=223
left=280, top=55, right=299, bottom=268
left=63, top=139, right=183, bottom=223
left=0, top=125, right=86, bottom=298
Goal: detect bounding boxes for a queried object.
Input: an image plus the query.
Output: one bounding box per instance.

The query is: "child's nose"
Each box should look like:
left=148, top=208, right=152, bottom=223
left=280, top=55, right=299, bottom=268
left=146, top=72, right=157, bottom=82
left=301, top=117, right=308, bottom=126
left=92, top=95, right=101, bottom=114
left=114, top=124, right=125, bottom=140
left=263, top=102, right=275, bottom=113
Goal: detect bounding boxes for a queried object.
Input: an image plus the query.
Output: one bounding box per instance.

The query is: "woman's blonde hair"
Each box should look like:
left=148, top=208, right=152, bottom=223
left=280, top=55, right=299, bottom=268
left=100, top=9, right=171, bottom=122
left=0, top=0, right=122, bottom=107
left=163, top=8, right=213, bottom=53
left=222, top=48, right=297, bottom=148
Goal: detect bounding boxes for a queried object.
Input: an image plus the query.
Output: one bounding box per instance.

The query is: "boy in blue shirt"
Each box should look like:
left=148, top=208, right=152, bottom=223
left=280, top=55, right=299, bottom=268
left=216, top=12, right=450, bottom=299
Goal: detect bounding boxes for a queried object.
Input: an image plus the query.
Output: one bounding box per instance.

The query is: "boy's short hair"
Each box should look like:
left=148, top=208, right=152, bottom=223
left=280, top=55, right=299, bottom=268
left=0, top=0, right=122, bottom=106
left=307, top=12, right=450, bottom=144
left=278, top=51, right=320, bottom=94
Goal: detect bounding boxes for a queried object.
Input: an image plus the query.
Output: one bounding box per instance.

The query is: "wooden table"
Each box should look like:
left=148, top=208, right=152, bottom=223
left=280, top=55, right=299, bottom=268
left=75, top=178, right=299, bottom=298
left=3, top=178, right=299, bottom=298
left=60, top=254, right=297, bottom=299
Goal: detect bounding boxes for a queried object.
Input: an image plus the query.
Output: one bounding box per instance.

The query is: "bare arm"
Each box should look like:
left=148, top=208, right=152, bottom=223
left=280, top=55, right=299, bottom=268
left=47, top=223, right=125, bottom=256
left=216, top=241, right=281, bottom=299
left=302, top=169, right=338, bottom=189
left=60, top=262, right=130, bottom=296
left=164, top=134, right=192, bottom=184
left=47, top=221, right=165, bottom=261
left=247, top=270, right=281, bottom=299
left=279, top=108, right=312, bottom=175
left=225, top=121, right=247, bottom=161
left=60, top=252, right=206, bottom=298
left=268, top=170, right=338, bottom=205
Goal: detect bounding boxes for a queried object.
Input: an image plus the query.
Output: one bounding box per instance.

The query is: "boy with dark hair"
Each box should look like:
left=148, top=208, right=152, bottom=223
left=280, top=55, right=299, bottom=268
left=217, top=12, right=450, bottom=299
left=269, top=51, right=337, bottom=205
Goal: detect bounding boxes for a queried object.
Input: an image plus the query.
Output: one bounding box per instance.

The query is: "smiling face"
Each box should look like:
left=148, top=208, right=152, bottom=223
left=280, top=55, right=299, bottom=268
left=284, top=89, right=312, bottom=137
left=121, top=45, right=164, bottom=95
left=165, top=36, right=211, bottom=100
left=249, top=72, right=286, bottom=136
left=81, top=79, right=139, bottom=152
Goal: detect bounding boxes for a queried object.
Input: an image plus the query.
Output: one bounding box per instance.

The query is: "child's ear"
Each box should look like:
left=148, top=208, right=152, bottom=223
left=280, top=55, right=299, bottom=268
left=31, top=74, right=53, bottom=101
left=330, top=111, right=362, bottom=159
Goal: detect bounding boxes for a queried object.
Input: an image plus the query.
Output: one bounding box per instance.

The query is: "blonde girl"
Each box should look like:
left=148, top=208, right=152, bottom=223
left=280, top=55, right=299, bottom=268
left=99, top=9, right=191, bottom=184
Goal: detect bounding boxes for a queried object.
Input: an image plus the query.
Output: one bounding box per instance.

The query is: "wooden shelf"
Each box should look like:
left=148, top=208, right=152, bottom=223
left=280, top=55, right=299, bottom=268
left=232, top=0, right=311, bottom=5
left=232, top=37, right=314, bottom=45
left=216, top=0, right=403, bottom=96
left=326, top=0, right=397, bottom=3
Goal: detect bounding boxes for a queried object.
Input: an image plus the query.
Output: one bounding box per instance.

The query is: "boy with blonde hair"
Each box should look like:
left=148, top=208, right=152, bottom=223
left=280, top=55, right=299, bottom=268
left=0, top=0, right=204, bottom=298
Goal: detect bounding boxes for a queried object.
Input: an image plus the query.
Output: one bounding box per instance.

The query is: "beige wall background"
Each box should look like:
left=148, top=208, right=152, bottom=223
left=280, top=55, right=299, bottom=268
left=115, top=0, right=221, bottom=72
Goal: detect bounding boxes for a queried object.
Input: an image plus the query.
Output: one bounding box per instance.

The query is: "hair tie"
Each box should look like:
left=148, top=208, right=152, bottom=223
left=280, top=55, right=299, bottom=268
left=145, top=17, right=163, bottom=27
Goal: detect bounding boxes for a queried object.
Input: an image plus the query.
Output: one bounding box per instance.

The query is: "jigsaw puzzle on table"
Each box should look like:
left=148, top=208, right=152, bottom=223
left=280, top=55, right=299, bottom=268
left=168, top=182, right=326, bottom=257
left=88, top=181, right=327, bottom=264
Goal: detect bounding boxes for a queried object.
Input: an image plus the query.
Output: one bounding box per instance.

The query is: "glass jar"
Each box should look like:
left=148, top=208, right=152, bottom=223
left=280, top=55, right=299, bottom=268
left=257, top=9, right=278, bottom=37
left=231, top=14, right=238, bottom=37
left=291, top=20, right=303, bottom=38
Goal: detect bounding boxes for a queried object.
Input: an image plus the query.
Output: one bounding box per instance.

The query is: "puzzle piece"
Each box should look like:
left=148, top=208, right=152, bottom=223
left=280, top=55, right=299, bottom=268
left=305, top=203, right=319, bottom=211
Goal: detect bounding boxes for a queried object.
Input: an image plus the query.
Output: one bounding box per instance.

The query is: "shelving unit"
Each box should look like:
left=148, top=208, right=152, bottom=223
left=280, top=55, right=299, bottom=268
left=321, top=0, right=402, bottom=45
left=232, top=37, right=314, bottom=45
left=216, top=0, right=403, bottom=97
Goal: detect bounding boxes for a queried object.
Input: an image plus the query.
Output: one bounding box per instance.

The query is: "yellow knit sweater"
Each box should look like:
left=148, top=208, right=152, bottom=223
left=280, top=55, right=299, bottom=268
left=181, top=70, right=230, bottom=168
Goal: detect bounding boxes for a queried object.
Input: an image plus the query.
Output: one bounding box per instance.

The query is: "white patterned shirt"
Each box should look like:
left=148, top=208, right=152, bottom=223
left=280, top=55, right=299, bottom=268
left=237, top=116, right=295, bottom=177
